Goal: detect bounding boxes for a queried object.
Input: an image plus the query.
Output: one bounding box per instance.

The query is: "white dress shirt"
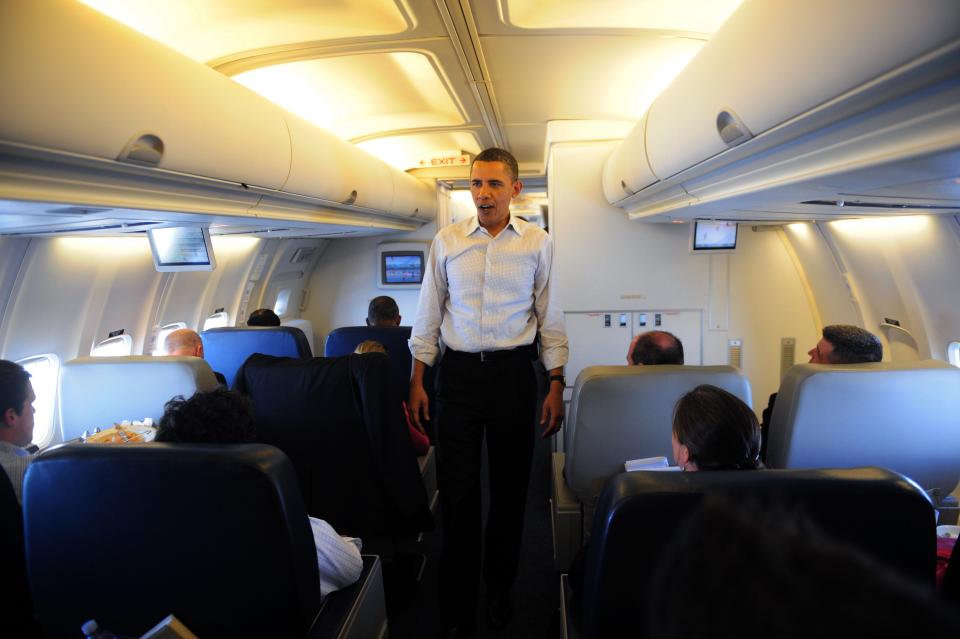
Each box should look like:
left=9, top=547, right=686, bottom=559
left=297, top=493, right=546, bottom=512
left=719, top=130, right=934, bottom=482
left=0, top=441, right=32, bottom=504
left=309, top=516, right=364, bottom=599
left=410, top=214, right=568, bottom=371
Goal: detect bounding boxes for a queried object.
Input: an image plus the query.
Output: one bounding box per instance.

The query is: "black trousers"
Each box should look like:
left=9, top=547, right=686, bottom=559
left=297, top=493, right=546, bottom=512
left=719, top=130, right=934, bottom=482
left=435, top=347, right=538, bottom=626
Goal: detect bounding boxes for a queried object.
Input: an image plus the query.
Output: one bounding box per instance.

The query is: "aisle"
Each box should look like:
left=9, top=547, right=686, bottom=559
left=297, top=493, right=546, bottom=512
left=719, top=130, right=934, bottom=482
left=386, top=433, right=560, bottom=638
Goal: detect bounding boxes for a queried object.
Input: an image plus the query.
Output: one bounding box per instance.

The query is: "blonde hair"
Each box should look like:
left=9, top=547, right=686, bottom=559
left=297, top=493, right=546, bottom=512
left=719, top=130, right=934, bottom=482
left=354, top=340, right=387, bottom=355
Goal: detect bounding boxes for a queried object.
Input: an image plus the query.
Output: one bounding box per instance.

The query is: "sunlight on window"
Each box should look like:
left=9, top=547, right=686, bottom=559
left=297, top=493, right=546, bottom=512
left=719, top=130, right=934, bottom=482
left=90, top=334, right=133, bottom=357
left=203, top=311, right=231, bottom=331
left=15, top=354, right=60, bottom=448
left=274, top=289, right=291, bottom=317
left=152, top=322, right=188, bottom=356
left=949, top=341, right=960, bottom=367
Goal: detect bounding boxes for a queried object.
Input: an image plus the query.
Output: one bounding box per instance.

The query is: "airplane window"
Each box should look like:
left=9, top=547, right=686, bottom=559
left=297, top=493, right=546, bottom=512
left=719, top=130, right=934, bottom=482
left=203, top=311, right=231, bottom=331
left=15, top=354, right=60, bottom=448
left=274, top=289, right=291, bottom=317
left=152, top=322, right=188, bottom=356
left=949, top=341, right=960, bottom=367
left=90, top=334, right=133, bottom=357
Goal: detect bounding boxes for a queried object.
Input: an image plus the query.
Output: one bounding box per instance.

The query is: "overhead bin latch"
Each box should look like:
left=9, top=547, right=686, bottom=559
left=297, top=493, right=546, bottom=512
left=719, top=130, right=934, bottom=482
left=117, top=133, right=165, bottom=168
left=716, top=109, right=754, bottom=148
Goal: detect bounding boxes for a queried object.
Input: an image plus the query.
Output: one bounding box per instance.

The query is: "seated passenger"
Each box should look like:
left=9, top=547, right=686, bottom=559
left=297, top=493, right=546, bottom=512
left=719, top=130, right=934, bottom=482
left=247, top=308, right=281, bottom=327
left=155, top=388, right=363, bottom=598
left=0, top=360, right=36, bottom=504
left=672, top=384, right=762, bottom=471
left=163, top=328, right=227, bottom=387
left=760, top=324, right=883, bottom=461
left=649, top=497, right=960, bottom=638
left=572, top=384, right=761, bottom=602
left=366, top=295, right=402, bottom=328
left=355, top=340, right=430, bottom=456
left=626, top=331, right=684, bottom=365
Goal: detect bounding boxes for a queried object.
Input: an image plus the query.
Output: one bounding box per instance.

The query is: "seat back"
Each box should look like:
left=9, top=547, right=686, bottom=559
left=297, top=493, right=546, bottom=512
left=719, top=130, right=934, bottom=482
left=23, top=443, right=320, bottom=638
left=564, top=365, right=751, bottom=504
left=583, top=468, right=934, bottom=639
left=324, top=326, right=416, bottom=400
left=234, top=353, right=433, bottom=539
left=282, top=318, right=316, bottom=356
left=0, top=467, right=38, bottom=637
left=201, top=326, right=312, bottom=388
left=766, top=360, right=960, bottom=497
left=58, top=356, right=219, bottom=440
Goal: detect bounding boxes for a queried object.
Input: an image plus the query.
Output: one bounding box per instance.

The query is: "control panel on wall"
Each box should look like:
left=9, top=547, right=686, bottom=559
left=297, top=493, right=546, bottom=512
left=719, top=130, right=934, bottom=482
left=564, top=310, right=703, bottom=386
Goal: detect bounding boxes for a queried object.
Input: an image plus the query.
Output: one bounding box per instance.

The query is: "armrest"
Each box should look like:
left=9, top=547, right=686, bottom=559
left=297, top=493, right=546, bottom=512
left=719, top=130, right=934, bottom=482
left=308, top=555, right=387, bottom=639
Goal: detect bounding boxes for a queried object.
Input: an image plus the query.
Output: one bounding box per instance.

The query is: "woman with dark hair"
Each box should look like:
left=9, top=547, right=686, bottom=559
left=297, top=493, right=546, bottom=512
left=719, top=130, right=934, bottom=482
left=671, top=384, right=762, bottom=471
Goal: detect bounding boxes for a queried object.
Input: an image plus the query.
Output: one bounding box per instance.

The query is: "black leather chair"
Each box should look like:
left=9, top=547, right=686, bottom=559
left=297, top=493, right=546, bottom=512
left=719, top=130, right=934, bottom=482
left=324, top=326, right=415, bottom=398
left=235, top=353, right=433, bottom=542
left=0, top=467, right=39, bottom=638
left=324, top=326, right=437, bottom=442
left=567, top=467, right=935, bottom=639
left=23, top=443, right=386, bottom=638
left=201, top=326, right=312, bottom=388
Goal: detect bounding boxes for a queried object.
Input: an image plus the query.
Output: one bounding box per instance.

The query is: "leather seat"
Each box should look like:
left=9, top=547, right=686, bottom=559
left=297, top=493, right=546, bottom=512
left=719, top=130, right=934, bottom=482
left=24, top=443, right=341, bottom=637
left=235, top=352, right=433, bottom=541
left=201, top=326, right=312, bottom=388
left=571, top=467, right=934, bottom=639
left=58, top=356, right=219, bottom=441
left=0, top=467, right=39, bottom=637
left=552, top=364, right=750, bottom=569
left=766, top=360, right=960, bottom=504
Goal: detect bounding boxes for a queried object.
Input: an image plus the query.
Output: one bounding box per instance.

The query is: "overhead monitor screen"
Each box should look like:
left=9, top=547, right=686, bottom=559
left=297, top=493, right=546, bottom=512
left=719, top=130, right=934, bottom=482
left=692, top=220, right=738, bottom=251
left=382, top=251, right=424, bottom=284
left=147, top=226, right=217, bottom=272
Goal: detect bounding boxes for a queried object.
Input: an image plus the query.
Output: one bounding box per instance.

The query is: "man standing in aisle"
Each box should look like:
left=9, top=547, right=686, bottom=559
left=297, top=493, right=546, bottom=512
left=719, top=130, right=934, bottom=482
left=409, top=148, right=568, bottom=637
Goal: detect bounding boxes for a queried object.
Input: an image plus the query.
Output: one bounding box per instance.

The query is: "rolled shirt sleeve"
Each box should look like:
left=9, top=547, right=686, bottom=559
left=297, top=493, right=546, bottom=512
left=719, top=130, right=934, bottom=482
left=533, top=233, right=569, bottom=371
left=309, top=516, right=364, bottom=599
left=409, top=236, right=447, bottom=367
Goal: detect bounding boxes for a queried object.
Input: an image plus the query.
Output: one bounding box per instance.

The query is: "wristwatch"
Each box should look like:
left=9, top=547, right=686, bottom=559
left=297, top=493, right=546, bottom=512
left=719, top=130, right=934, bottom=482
left=549, top=374, right=566, bottom=386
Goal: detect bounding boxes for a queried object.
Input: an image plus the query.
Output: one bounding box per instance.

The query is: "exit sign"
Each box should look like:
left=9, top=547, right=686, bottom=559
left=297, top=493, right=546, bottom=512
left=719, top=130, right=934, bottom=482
left=417, top=150, right=472, bottom=168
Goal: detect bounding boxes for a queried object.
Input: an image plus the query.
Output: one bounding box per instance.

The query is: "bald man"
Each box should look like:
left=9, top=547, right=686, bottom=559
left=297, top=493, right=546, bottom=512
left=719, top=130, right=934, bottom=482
left=627, top=331, right=685, bottom=366
left=164, top=328, right=227, bottom=387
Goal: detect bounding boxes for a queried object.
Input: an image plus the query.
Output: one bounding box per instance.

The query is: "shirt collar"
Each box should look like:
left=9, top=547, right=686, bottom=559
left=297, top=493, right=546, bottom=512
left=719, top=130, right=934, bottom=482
left=0, top=441, right=28, bottom=457
left=468, top=213, right=524, bottom=237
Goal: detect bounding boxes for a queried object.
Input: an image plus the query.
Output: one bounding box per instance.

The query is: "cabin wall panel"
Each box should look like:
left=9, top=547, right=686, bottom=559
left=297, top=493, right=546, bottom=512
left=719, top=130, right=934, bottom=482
left=302, top=224, right=437, bottom=341
left=549, top=143, right=709, bottom=312
left=820, top=216, right=960, bottom=362
left=0, top=237, right=156, bottom=362
left=548, top=141, right=818, bottom=414
left=725, top=228, right=820, bottom=408
left=0, top=237, right=30, bottom=336
left=781, top=223, right=862, bottom=328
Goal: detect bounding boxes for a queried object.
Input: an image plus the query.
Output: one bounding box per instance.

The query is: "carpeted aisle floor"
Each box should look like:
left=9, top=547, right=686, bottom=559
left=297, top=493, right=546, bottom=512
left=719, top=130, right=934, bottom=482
left=387, top=433, right=561, bottom=639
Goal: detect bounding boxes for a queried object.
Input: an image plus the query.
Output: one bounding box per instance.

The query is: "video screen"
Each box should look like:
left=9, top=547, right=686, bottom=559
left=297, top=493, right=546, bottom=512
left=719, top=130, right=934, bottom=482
left=150, top=227, right=213, bottom=266
left=693, top=220, right=737, bottom=250
left=383, top=252, right=424, bottom=284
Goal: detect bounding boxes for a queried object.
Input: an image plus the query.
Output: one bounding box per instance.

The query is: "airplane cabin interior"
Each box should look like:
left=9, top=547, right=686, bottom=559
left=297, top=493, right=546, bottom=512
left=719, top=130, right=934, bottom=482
left=0, top=1, right=959, bottom=637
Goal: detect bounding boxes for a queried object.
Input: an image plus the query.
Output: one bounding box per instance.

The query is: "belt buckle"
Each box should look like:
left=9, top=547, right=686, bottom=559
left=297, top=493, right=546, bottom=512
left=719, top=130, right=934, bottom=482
left=480, top=351, right=487, bottom=362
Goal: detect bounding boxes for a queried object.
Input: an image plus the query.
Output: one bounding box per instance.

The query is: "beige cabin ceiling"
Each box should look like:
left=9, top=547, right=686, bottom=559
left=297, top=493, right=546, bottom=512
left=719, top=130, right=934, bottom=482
left=79, top=0, right=743, bottom=178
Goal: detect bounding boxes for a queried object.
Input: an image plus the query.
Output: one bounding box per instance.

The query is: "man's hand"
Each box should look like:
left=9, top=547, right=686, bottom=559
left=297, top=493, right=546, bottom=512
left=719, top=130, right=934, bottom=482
left=626, top=333, right=641, bottom=365
left=409, top=383, right=430, bottom=429
left=539, top=384, right=564, bottom=438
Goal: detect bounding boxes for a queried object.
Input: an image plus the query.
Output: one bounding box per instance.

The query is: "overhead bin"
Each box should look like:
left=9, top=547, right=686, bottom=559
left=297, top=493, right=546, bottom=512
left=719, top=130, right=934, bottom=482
left=282, top=111, right=435, bottom=221
left=0, top=0, right=290, bottom=190
left=601, top=114, right=656, bottom=202
left=604, top=0, right=960, bottom=206
left=0, top=0, right=436, bottom=224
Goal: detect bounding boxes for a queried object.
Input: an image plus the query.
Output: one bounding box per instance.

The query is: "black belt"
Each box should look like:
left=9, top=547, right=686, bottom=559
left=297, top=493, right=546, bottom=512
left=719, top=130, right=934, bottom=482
left=444, top=344, right=536, bottom=363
